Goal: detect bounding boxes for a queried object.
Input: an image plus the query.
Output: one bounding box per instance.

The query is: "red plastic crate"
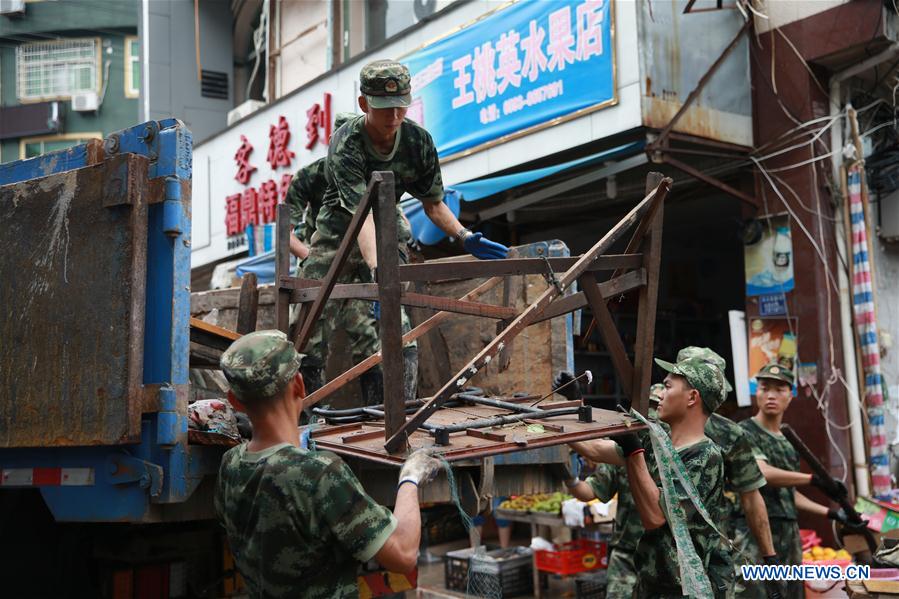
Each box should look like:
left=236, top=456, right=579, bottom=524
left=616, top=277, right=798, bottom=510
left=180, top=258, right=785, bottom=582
left=535, top=539, right=607, bottom=575
left=800, top=529, right=822, bottom=551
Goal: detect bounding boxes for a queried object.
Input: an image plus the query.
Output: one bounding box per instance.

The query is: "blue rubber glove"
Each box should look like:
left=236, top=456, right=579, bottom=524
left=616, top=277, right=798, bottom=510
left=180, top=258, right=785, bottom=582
left=462, top=231, right=509, bottom=260
left=370, top=300, right=380, bottom=321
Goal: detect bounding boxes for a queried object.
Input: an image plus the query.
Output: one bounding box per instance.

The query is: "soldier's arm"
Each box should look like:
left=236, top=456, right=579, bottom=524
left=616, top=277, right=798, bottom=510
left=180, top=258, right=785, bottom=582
left=740, top=489, right=776, bottom=557
left=624, top=452, right=667, bottom=529
left=794, top=490, right=829, bottom=517
left=756, top=459, right=813, bottom=488
left=374, top=483, right=421, bottom=573
left=289, top=233, right=310, bottom=259
left=422, top=200, right=468, bottom=239
left=569, top=440, right=625, bottom=467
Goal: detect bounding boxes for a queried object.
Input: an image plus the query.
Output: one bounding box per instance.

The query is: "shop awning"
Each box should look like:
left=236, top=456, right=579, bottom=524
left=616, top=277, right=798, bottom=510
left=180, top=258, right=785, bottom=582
left=402, top=140, right=645, bottom=245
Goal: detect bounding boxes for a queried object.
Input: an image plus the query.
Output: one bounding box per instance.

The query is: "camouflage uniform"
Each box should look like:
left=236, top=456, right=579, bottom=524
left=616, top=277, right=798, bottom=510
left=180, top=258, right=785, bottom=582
left=303, top=62, right=437, bottom=371
left=587, top=464, right=639, bottom=598
left=215, top=330, right=397, bottom=599
left=736, top=416, right=804, bottom=599
left=633, top=437, right=731, bottom=598
left=632, top=357, right=733, bottom=598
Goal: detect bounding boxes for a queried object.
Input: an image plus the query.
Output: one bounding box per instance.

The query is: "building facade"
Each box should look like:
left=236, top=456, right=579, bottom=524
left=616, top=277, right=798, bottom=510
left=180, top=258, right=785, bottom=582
left=0, top=0, right=140, bottom=163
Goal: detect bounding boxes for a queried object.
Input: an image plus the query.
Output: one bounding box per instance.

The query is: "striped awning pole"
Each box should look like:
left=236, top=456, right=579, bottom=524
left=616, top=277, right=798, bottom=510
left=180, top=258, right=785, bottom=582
left=848, top=166, right=891, bottom=497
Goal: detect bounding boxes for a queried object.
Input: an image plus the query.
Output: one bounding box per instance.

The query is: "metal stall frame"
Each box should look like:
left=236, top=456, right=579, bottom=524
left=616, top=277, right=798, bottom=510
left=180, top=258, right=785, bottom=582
left=275, top=172, right=671, bottom=460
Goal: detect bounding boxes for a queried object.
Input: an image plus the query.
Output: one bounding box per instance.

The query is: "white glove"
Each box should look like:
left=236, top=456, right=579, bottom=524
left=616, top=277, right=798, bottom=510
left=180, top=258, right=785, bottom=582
left=398, top=448, right=441, bottom=488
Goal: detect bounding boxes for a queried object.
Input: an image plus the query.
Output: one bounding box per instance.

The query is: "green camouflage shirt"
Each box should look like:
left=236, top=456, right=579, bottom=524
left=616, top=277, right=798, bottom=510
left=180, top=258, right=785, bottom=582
left=739, top=417, right=800, bottom=520
left=587, top=463, right=640, bottom=553
left=215, top=443, right=397, bottom=599
left=285, top=157, right=328, bottom=243
left=635, top=437, right=732, bottom=596
left=706, top=413, right=766, bottom=495
left=314, top=115, right=439, bottom=251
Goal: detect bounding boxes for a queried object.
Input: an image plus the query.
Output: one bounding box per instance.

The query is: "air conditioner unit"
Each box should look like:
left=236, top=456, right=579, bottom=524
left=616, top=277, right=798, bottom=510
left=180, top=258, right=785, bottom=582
left=71, top=91, right=99, bottom=112
left=0, top=0, right=25, bottom=16
left=227, top=99, right=265, bottom=126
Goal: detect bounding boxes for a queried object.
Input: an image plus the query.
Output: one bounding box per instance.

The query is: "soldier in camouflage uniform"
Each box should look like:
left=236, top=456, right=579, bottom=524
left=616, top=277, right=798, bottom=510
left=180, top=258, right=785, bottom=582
left=285, top=113, right=418, bottom=401
left=304, top=59, right=508, bottom=406
left=736, top=363, right=857, bottom=599
left=571, top=357, right=733, bottom=598
left=215, top=330, right=441, bottom=599
left=566, top=384, right=663, bottom=598
left=676, top=348, right=786, bottom=599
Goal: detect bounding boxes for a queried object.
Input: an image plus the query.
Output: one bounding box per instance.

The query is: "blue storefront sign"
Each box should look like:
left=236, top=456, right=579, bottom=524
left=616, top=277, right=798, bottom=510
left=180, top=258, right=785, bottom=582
left=758, top=293, right=787, bottom=317
left=403, top=0, right=616, bottom=159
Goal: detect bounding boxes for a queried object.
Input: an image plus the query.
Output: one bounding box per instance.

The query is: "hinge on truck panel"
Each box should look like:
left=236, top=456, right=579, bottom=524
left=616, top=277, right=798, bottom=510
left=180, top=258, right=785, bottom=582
left=107, top=455, right=163, bottom=498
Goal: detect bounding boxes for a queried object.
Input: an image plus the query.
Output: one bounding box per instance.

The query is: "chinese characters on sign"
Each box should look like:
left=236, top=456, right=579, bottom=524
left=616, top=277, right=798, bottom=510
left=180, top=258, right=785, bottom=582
left=405, top=0, right=614, bottom=158
left=225, top=99, right=334, bottom=245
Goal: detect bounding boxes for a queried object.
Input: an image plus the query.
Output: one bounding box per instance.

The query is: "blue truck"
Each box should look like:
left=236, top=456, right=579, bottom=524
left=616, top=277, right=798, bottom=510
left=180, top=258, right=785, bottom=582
left=0, top=119, right=233, bottom=596
left=0, top=119, right=578, bottom=597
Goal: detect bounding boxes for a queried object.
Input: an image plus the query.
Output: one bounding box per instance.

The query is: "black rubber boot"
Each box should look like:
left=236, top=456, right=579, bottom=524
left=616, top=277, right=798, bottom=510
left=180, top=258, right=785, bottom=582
left=403, top=346, right=419, bottom=402
left=359, top=368, right=385, bottom=408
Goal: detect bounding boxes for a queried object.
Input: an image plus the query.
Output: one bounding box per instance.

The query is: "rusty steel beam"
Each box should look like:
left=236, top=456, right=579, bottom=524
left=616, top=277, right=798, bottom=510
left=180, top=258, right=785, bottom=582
left=384, top=179, right=671, bottom=453
left=301, top=276, right=505, bottom=410
left=531, top=269, right=647, bottom=324
left=631, top=173, right=665, bottom=415
left=579, top=274, right=634, bottom=397
left=276, top=204, right=291, bottom=334
left=374, top=172, right=406, bottom=446
left=293, top=175, right=380, bottom=351
left=288, top=284, right=516, bottom=319
left=395, top=254, right=643, bottom=281
left=662, top=154, right=758, bottom=209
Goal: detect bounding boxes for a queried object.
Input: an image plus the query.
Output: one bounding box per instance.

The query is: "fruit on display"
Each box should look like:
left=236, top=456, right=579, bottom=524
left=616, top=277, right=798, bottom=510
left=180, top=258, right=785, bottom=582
left=802, top=545, right=851, bottom=563
left=499, top=492, right=573, bottom=513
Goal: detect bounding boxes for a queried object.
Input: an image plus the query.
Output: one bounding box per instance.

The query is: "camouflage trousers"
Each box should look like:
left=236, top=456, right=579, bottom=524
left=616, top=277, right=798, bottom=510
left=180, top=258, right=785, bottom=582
left=298, top=246, right=414, bottom=368
left=733, top=518, right=804, bottom=599
left=606, top=548, right=637, bottom=599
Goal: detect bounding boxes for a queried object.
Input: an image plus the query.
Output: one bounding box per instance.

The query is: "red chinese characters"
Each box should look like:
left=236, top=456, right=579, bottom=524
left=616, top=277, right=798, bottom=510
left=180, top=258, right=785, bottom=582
left=258, top=179, right=279, bottom=224
left=240, top=188, right=259, bottom=229
left=305, top=92, right=333, bottom=149
left=233, top=135, right=257, bottom=184
left=267, top=116, right=295, bottom=169
left=225, top=193, right=242, bottom=236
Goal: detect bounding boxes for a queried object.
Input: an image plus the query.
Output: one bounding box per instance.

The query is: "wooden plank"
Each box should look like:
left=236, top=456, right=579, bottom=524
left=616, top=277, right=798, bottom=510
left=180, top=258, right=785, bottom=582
left=385, top=179, right=671, bottom=453
left=374, top=172, right=406, bottom=448
left=579, top=275, right=634, bottom=397
left=189, top=317, right=241, bottom=352
left=631, top=173, right=665, bottom=415
left=276, top=204, right=291, bottom=334
left=302, top=277, right=504, bottom=409
left=467, top=429, right=507, bottom=442
left=294, top=175, right=379, bottom=350
left=236, top=272, right=259, bottom=334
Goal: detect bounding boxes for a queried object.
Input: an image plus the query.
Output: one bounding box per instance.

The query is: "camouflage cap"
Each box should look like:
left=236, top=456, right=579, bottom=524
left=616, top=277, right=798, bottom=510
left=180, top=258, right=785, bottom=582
left=220, top=330, right=302, bottom=404
left=676, top=346, right=734, bottom=394
left=649, top=383, right=665, bottom=405
left=360, top=60, right=412, bottom=109
left=755, top=362, right=795, bottom=386
left=654, top=357, right=728, bottom=413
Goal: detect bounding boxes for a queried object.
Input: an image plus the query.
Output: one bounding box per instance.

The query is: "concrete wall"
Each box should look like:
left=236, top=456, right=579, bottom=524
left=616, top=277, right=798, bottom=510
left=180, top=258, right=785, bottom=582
left=143, top=0, right=234, bottom=144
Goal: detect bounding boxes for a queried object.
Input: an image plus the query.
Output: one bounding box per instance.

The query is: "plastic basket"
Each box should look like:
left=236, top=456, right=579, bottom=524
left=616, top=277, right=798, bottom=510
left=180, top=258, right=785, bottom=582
left=444, top=546, right=482, bottom=592
left=535, top=539, right=607, bottom=575
left=574, top=570, right=608, bottom=598
left=468, top=547, right=534, bottom=599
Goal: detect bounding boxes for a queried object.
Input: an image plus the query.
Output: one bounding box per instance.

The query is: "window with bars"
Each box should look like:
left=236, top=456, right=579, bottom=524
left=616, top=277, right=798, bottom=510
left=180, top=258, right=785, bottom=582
left=16, top=39, right=100, bottom=101
left=124, top=36, right=139, bottom=98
